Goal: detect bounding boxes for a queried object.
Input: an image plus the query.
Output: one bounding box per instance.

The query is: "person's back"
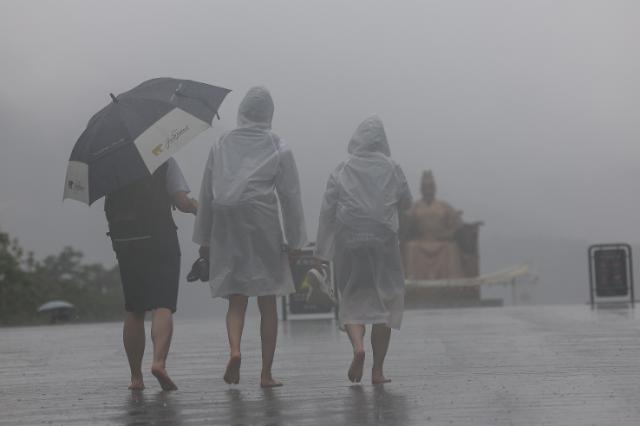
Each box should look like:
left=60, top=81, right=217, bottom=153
left=194, top=87, right=306, bottom=293
left=105, top=162, right=175, bottom=243
left=208, top=126, right=281, bottom=207
left=336, top=151, right=406, bottom=240
left=316, top=115, right=412, bottom=257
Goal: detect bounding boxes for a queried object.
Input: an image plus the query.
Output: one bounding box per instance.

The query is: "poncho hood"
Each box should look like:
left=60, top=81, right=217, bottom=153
left=237, top=86, right=274, bottom=129
left=347, top=115, right=390, bottom=156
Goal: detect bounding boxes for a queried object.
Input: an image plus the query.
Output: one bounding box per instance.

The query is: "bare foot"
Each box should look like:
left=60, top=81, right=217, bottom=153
left=151, top=364, right=178, bottom=391
left=260, top=375, right=283, bottom=388
left=224, top=353, right=241, bottom=385
left=128, top=374, right=145, bottom=391
left=372, top=371, right=392, bottom=385
left=348, top=350, right=365, bottom=383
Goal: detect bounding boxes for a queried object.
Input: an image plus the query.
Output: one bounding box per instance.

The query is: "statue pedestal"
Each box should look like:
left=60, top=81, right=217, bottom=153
left=405, top=286, right=480, bottom=308
left=405, top=285, right=502, bottom=309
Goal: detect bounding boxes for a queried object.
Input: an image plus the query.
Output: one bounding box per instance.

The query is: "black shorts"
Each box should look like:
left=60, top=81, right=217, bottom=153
left=113, top=230, right=181, bottom=313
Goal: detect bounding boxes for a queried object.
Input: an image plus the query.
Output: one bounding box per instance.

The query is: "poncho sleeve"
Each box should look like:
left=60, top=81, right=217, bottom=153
left=192, top=147, right=215, bottom=246
left=315, top=168, right=341, bottom=261
left=275, top=142, right=308, bottom=250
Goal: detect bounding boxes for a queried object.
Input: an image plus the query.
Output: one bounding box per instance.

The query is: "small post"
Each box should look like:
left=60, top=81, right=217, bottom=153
left=110, top=93, right=118, bottom=103
left=588, top=247, right=595, bottom=309
left=627, top=244, right=634, bottom=307
left=281, top=296, right=287, bottom=321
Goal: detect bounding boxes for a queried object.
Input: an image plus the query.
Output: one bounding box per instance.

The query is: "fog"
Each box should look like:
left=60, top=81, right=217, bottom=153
left=1, top=0, right=639, bottom=313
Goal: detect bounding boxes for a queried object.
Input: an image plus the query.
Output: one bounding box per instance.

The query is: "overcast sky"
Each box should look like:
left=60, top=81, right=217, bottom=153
left=1, top=1, right=639, bottom=306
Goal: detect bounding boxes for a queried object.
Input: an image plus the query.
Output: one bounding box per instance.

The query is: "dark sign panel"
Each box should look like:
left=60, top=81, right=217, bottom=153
left=288, top=252, right=333, bottom=314
left=593, top=249, right=628, bottom=297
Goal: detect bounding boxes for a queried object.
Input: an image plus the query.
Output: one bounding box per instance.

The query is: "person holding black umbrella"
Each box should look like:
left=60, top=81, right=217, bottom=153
left=64, top=78, right=231, bottom=391
left=105, top=157, right=197, bottom=391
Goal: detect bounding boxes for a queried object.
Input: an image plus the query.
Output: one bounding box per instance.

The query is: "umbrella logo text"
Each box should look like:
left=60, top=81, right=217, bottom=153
left=152, top=125, right=190, bottom=156
left=166, top=125, right=190, bottom=149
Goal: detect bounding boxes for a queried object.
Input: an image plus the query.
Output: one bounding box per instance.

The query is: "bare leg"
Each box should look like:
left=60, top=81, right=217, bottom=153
left=150, top=308, right=177, bottom=391
left=345, top=324, right=366, bottom=383
left=258, top=295, right=282, bottom=387
left=224, top=295, right=248, bottom=384
left=371, top=323, right=392, bottom=384
left=123, top=311, right=146, bottom=390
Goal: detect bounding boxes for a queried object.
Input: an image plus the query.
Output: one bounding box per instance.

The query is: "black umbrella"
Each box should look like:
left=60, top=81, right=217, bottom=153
left=63, top=78, right=230, bottom=204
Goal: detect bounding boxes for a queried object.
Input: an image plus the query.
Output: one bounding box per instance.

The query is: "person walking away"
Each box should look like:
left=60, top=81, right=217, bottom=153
left=314, top=115, right=412, bottom=384
left=105, top=157, right=197, bottom=391
left=192, top=86, right=307, bottom=388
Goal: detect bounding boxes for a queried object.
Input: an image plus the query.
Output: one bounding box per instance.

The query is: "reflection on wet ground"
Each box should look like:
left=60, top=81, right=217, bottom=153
left=3, top=306, right=640, bottom=425
left=121, top=391, right=184, bottom=425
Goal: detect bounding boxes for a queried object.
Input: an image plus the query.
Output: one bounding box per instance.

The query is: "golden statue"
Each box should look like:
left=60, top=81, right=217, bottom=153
left=401, top=171, right=482, bottom=281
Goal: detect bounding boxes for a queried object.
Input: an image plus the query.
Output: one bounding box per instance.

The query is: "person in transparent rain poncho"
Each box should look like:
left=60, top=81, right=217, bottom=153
left=314, top=115, right=412, bottom=384
left=193, top=87, right=307, bottom=387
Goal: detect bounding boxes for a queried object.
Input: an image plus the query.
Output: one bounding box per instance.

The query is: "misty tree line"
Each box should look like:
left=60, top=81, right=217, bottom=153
left=0, top=228, right=123, bottom=325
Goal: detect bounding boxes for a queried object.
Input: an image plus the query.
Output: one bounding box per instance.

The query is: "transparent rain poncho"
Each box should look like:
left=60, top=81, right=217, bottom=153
left=193, top=87, right=307, bottom=297
left=315, top=116, right=412, bottom=329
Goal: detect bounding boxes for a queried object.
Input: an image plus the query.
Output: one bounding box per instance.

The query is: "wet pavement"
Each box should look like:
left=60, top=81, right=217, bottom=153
left=2, top=305, right=640, bottom=425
